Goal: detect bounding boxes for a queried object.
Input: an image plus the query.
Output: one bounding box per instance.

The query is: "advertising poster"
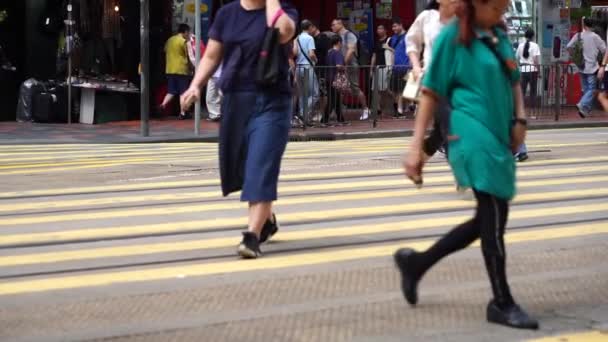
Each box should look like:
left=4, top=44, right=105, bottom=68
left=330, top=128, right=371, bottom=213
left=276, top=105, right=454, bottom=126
left=181, top=0, right=213, bottom=43
left=376, top=2, right=392, bottom=19
left=349, top=8, right=374, bottom=53
left=338, top=2, right=354, bottom=19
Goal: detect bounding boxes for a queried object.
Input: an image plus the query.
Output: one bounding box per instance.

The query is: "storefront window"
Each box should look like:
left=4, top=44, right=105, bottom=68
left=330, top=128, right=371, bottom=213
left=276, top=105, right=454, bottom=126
left=505, top=0, right=535, bottom=46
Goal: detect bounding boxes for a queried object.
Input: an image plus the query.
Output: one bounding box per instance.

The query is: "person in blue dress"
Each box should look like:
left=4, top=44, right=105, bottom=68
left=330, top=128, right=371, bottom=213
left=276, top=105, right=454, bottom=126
left=181, top=0, right=297, bottom=259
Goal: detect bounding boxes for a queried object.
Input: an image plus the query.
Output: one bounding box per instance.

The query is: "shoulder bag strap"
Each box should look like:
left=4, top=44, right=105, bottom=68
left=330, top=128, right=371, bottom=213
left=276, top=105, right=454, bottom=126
left=296, top=37, right=315, bottom=66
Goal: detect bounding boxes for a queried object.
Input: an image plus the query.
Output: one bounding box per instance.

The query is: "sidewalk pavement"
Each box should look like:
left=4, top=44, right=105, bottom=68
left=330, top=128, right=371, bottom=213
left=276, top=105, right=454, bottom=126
left=0, top=108, right=606, bottom=145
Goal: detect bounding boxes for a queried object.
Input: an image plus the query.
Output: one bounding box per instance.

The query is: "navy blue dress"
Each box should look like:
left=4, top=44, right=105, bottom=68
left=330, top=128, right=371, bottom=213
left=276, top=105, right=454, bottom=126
left=209, top=2, right=298, bottom=201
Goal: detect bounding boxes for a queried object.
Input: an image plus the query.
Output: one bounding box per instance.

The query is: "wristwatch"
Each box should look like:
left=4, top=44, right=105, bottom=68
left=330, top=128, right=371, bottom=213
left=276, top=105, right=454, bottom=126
left=513, top=118, right=528, bottom=127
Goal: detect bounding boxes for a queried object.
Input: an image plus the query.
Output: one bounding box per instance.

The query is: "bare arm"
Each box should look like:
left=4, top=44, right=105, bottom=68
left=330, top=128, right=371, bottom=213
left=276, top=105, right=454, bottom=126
left=409, top=52, right=422, bottom=71
left=190, top=39, right=223, bottom=90
left=309, top=49, right=318, bottom=64
left=411, top=92, right=438, bottom=150
left=371, top=53, right=377, bottom=68
left=512, top=82, right=526, bottom=120
left=266, top=0, right=296, bottom=44
left=345, top=44, right=356, bottom=64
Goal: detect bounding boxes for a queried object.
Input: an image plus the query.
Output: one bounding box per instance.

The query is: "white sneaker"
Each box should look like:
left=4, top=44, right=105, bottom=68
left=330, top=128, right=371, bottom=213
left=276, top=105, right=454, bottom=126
left=360, top=109, right=370, bottom=121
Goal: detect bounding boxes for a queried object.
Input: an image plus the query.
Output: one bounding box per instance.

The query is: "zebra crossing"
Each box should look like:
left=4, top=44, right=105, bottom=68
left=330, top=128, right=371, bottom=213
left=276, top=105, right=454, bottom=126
left=0, top=132, right=607, bottom=341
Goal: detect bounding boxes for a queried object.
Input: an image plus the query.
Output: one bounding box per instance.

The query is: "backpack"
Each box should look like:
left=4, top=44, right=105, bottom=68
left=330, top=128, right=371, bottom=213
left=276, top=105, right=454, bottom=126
left=390, top=33, right=410, bottom=73
left=571, top=33, right=585, bottom=68
left=346, top=30, right=371, bottom=65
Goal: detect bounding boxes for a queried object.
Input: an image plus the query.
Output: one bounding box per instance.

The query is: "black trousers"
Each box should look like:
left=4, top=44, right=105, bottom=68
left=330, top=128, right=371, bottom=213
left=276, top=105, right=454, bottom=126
left=415, top=190, right=515, bottom=307
left=323, top=83, right=344, bottom=123
left=521, top=72, right=538, bottom=108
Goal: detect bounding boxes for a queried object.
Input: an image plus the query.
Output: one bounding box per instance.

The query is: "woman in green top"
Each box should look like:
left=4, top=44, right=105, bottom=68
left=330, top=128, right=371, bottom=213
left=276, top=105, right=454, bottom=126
left=393, top=0, right=538, bottom=330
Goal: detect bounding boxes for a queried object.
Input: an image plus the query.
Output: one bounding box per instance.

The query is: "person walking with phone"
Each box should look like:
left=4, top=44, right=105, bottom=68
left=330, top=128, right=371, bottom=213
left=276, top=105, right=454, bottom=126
left=181, top=0, right=297, bottom=259
left=394, top=0, right=539, bottom=330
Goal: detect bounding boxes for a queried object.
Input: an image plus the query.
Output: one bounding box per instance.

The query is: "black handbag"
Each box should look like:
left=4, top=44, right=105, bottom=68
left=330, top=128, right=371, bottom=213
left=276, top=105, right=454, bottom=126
left=256, top=9, right=285, bottom=87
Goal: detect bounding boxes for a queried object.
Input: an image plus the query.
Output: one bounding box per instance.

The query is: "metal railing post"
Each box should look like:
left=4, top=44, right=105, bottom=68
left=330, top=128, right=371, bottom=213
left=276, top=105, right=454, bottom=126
left=302, top=67, right=309, bottom=130
left=194, top=0, right=201, bottom=135
left=554, top=63, right=561, bottom=122
left=140, top=0, right=150, bottom=137
left=371, top=66, right=379, bottom=128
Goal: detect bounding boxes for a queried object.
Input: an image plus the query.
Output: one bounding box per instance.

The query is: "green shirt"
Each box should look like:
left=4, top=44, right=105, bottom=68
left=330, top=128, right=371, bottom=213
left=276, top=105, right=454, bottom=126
left=422, top=21, right=520, bottom=200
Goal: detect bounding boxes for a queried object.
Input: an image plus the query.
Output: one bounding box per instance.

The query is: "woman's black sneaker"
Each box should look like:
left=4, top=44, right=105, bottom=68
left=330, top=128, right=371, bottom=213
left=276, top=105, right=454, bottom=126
left=259, top=214, right=279, bottom=244
left=393, top=248, right=421, bottom=306
left=486, top=300, right=539, bottom=330
left=237, top=232, right=262, bottom=259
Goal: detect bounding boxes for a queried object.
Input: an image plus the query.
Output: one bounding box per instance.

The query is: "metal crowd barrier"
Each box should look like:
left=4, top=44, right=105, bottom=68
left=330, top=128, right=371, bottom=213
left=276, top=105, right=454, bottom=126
left=291, top=63, right=580, bottom=130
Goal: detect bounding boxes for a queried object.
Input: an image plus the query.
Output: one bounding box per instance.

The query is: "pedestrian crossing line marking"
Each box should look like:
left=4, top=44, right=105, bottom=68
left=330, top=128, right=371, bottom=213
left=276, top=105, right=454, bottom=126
left=0, top=223, right=605, bottom=296
left=0, top=159, right=160, bottom=176
left=0, top=156, right=606, bottom=200
left=527, top=331, right=608, bottom=342
left=3, top=173, right=608, bottom=214
left=0, top=157, right=158, bottom=170
left=0, top=146, right=220, bottom=163
left=1, top=175, right=607, bottom=227
left=2, top=203, right=607, bottom=268
left=282, top=142, right=608, bottom=159
left=0, top=141, right=604, bottom=165
left=2, top=188, right=607, bottom=246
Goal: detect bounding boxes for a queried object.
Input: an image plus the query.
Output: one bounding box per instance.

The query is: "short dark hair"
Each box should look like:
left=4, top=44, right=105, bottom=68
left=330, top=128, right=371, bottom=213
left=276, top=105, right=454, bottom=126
left=330, top=34, right=342, bottom=46
left=392, top=17, right=403, bottom=26
left=583, top=17, right=594, bottom=28
left=301, top=19, right=313, bottom=31
left=426, top=0, right=440, bottom=10
left=178, top=24, right=190, bottom=34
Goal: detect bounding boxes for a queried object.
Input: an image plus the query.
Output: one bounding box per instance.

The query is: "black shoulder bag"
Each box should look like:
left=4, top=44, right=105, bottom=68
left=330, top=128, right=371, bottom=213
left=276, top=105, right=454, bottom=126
left=256, top=9, right=285, bottom=87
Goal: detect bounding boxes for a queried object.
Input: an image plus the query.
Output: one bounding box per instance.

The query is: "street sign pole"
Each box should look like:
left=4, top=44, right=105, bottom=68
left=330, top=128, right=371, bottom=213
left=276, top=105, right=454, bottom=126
left=194, top=0, right=202, bottom=136
left=140, top=0, right=150, bottom=137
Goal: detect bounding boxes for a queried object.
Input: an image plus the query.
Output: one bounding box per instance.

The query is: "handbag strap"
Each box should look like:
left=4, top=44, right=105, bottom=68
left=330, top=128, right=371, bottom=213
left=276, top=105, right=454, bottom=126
left=479, top=32, right=512, bottom=81
left=297, top=37, right=315, bottom=66
left=270, top=8, right=285, bottom=27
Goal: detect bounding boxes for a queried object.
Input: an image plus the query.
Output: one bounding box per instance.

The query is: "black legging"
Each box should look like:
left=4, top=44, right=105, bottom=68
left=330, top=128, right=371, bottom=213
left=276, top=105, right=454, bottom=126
left=413, top=190, right=515, bottom=308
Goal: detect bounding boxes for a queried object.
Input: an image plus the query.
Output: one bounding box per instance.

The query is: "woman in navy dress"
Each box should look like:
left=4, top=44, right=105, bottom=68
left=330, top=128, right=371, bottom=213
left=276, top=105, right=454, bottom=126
left=181, top=0, right=297, bottom=259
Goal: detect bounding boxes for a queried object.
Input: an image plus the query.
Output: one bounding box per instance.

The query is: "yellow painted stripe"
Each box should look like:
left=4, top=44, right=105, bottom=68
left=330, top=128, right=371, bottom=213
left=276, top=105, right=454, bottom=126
left=3, top=172, right=608, bottom=214
left=527, top=331, right=608, bottom=342
left=2, top=202, right=607, bottom=267
left=0, top=159, right=157, bottom=176
left=1, top=174, right=607, bottom=227
left=0, top=223, right=605, bottom=296
left=2, top=187, right=607, bottom=246
left=0, top=155, right=606, bottom=199
left=0, top=146, right=219, bottom=163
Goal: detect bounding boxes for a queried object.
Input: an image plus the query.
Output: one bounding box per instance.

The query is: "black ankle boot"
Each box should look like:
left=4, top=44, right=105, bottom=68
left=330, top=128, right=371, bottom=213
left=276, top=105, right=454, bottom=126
left=393, top=248, right=421, bottom=306
left=487, top=300, right=539, bottom=330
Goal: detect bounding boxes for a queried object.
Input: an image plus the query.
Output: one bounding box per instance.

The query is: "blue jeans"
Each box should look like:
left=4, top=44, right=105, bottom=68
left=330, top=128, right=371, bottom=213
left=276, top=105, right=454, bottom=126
left=296, top=66, right=319, bottom=117
left=578, top=73, right=597, bottom=114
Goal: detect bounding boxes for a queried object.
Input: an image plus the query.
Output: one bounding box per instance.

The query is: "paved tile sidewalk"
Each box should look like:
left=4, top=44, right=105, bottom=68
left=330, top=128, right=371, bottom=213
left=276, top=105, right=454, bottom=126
left=0, top=108, right=606, bottom=145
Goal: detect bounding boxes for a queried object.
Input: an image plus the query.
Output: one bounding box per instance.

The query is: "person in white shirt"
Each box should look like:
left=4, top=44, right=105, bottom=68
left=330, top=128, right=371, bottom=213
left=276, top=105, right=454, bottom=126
left=406, top=0, right=457, bottom=160
left=516, top=29, right=540, bottom=109
left=406, top=0, right=457, bottom=82
left=206, top=65, right=223, bottom=121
